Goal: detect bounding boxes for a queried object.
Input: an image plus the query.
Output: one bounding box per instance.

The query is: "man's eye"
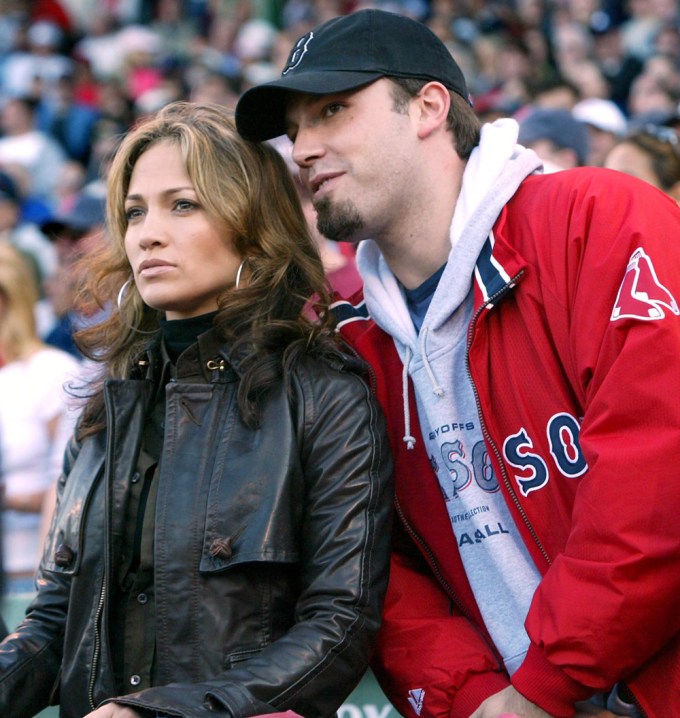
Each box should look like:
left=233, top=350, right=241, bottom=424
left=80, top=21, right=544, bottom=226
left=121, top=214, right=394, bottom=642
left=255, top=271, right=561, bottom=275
left=324, top=103, right=343, bottom=117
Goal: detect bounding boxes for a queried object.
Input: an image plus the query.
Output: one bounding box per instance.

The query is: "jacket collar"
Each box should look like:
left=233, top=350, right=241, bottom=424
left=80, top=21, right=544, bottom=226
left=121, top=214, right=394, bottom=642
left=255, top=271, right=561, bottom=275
left=132, top=327, right=238, bottom=385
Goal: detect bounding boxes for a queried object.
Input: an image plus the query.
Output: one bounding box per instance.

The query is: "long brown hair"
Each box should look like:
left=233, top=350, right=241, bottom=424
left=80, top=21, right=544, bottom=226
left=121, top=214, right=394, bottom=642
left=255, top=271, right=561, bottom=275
left=76, top=101, right=337, bottom=434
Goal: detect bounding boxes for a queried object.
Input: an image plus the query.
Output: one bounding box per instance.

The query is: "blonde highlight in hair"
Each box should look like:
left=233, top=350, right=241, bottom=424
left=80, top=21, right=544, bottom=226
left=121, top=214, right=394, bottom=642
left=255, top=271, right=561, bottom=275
left=0, top=244, right=41, bottom=364
left=76, top=102, right=337, bottom=434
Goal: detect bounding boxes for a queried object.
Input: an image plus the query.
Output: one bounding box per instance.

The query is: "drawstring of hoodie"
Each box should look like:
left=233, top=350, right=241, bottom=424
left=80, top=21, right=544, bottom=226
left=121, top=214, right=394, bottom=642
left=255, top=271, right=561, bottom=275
left=419, top=327, right=445, bottom=397
left=401, top=330, right=445, bottom=451
left=401, top=348, right=416, bottom=450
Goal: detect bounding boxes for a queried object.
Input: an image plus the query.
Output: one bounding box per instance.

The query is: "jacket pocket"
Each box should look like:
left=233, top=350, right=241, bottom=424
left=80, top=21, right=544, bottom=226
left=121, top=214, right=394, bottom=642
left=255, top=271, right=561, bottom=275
left=225, top=645, right=264, bottom=668
left=42, top=437, right=105, bottom=575
left=198, top=411, right=304, bottom=573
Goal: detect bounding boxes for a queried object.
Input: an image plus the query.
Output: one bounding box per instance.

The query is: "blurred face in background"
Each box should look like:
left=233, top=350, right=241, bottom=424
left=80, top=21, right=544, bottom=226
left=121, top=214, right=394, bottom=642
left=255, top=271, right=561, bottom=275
left=605, top=141, right=660, bottom=187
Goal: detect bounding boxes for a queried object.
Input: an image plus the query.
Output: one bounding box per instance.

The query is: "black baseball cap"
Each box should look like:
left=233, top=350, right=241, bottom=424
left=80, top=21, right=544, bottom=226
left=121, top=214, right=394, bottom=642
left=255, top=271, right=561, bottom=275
left=235, top=9, right=472, bottom=141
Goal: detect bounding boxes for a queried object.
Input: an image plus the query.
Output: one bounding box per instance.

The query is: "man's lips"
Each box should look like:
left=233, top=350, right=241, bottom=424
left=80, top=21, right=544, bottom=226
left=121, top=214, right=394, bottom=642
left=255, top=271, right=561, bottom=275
left=310, top=171, right=343, bottom=197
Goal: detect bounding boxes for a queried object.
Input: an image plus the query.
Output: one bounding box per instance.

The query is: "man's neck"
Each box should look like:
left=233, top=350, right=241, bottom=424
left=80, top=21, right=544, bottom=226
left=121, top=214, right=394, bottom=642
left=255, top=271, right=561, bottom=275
left=378, top=181, right=458, bottom=289
left=372, top=138, right=466, bottom=288
left=380, top=230, right=451, bottom=289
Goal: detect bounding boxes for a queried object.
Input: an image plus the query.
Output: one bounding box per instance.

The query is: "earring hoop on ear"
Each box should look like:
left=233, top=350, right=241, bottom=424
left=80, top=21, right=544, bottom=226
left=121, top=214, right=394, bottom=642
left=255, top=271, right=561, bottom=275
left=116, top=277, right=158, bottom=335
left=117, top=277, right=132, bottom=311
left=235, top=258, right=249, bottom=289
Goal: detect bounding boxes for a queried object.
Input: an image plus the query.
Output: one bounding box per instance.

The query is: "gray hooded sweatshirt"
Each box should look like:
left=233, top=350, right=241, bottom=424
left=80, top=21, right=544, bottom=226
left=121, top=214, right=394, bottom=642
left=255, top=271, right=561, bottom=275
left=357, top=119, right=543, bottom=675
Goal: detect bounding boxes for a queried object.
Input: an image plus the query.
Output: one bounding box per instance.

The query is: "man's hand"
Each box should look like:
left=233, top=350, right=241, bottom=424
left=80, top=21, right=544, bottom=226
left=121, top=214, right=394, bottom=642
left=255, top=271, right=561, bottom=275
left=468, top=686, right=620, bottom=718
left=468, top=686, right=554, bottom=718
left=84, top=704, right=143, bottom=718
left=573, top=702, right=619, bottom=718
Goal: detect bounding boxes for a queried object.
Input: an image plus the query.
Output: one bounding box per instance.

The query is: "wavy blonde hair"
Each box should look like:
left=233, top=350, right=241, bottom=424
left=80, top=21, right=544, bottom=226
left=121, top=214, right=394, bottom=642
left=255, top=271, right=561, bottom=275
left=0, top=244, right=42, bottom=364
left=76, top=101, right=337, bottom=433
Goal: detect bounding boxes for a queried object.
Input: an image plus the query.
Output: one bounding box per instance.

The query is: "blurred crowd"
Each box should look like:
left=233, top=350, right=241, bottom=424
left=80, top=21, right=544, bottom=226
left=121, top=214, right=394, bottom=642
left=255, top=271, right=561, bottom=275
left=1, top=0, right=680, bottom=592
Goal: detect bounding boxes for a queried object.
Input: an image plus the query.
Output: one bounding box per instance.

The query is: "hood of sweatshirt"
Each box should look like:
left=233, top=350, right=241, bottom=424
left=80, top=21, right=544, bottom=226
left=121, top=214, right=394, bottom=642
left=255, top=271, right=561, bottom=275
left=357, top=118, right=543, bottom=356
left=356, top=118, right=543, bottom=449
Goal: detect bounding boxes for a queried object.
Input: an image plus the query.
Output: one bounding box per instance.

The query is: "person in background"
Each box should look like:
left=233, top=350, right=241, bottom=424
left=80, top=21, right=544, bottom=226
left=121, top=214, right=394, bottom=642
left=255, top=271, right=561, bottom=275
left=236, top=9, right=680, bottom=718
left=0, top=168, right=58, bottom=314
left=0, top=244, right=80, bottom=596
left=35, top=70, right=101, bottom=167
left=0, top=101, right=393, bottom=718
left=604, top=123, right=680, bottom=202
left=0, top=20, right=73, bottom=102
left=0, top=96, right=67, bottom=208
left=572, top=97, right=628, bottom=166
left=40, top=190, right=109, bottom=359
left=517, top=106, right=590, bottom=171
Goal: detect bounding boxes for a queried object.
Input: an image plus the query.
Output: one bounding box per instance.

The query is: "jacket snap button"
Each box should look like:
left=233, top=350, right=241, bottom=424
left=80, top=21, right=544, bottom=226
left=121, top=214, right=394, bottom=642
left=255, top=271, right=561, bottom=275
left=54, top=543, right=74, bottom=567
left=137, top=592, right=148, bottom=605
left=130, top=674, right=141, bottom=686
left=209, top=537, right=233, bottom=559
left=131, top=471, right=141, bottom=484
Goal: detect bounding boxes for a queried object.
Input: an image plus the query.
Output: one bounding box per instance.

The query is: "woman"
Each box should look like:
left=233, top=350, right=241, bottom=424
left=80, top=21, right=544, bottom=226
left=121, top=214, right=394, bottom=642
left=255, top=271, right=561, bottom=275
left=604, top=123, right=680, bottom=203
left=0, top=102, right=393, bottom=718
left=0, top=243, right=80, bottom=594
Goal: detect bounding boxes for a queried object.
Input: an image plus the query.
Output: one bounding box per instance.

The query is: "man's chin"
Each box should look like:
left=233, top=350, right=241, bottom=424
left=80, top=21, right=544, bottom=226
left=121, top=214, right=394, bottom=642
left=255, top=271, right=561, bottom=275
left=315, top=198, right=363, bottom=243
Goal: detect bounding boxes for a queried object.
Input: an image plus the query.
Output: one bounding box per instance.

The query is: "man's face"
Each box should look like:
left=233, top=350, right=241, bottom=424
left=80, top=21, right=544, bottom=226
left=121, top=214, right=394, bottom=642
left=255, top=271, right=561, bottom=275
left=286, top=79, right=419, bottom=245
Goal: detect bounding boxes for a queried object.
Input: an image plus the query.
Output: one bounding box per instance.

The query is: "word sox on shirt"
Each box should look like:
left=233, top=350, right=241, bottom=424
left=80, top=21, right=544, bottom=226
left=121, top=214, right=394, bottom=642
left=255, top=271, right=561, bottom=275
left=424, top=423, right=542, bottom=676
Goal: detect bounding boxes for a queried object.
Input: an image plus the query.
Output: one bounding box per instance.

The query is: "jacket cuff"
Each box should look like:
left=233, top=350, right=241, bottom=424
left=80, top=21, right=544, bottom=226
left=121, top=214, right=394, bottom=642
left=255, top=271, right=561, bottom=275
left=450, top=671, right=510, bottom=717
left=511, top=643, right=592, bottom=718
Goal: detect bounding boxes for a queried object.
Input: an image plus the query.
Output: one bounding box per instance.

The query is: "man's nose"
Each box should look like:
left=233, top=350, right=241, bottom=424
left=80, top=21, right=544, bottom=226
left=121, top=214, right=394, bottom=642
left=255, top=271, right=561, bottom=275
left=291, top=125, right=325, bottom=169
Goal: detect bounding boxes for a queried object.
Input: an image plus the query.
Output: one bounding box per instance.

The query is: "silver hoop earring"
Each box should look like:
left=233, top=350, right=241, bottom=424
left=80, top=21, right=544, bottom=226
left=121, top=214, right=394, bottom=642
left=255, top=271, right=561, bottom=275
left=235, top=258, right=248, bottom=289
left=116, top=277, right=158, bottom=335
left=117, top=278, right=132, bottom=311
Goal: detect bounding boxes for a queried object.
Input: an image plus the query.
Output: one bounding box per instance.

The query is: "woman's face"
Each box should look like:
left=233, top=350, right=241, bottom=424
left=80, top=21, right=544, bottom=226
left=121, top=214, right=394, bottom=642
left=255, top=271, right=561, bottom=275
left=124, top=140, right=242, bottom=320
left=604, top=141, right=661, bottom=189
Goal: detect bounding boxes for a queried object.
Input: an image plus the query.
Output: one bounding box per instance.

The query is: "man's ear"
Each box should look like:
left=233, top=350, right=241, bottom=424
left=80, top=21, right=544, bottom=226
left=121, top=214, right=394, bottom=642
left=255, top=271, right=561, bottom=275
left=414, top=81, right=451, bottom=139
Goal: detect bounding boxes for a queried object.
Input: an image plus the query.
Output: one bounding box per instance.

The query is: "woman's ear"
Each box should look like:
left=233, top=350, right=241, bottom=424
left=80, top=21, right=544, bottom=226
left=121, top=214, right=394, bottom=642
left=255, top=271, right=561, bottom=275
left=414, top=81, right=451, bottom=139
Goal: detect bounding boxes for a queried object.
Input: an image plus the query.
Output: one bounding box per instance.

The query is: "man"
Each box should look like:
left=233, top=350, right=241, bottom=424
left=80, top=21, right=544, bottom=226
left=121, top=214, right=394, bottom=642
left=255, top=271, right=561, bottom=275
left=40, top=190, right=108, bottom=359
left=235, top=10, right=680, bottom=718
left=517, top=107, right=590, bottom=171
left=571, top=98, right=628, bottom=167
left=0, top=96, right=67, bottom=207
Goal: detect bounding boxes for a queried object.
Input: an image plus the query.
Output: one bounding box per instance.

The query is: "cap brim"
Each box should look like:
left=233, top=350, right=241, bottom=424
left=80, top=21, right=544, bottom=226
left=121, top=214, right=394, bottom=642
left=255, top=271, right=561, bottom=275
left=40, top=220, right=67, bottom=238
left=40, top=220, right=89, bottom=238
left=236, top=70, right=382, bottom=141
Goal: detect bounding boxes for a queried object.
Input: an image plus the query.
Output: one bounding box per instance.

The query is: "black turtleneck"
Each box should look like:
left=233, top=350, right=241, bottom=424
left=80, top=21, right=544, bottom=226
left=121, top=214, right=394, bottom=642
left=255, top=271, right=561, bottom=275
left=160, top=311, right=218, bottom=362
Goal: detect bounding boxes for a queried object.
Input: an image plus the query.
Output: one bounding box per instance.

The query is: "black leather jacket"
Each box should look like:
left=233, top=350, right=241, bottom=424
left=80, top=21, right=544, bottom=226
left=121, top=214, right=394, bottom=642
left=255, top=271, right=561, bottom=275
left=0, top=332, right=393, bottom=718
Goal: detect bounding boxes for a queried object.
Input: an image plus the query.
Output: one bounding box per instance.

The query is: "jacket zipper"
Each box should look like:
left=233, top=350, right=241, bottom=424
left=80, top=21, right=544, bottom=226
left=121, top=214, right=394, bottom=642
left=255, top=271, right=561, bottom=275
left=466, top=272, right=551, bottom=567
left=88, top=388, right=116, bottom=710
left=88, top=576, right=107, bottom=710
left=466, top=276, right=649, bottom=717
left=394, top=496, right=504, bottom=667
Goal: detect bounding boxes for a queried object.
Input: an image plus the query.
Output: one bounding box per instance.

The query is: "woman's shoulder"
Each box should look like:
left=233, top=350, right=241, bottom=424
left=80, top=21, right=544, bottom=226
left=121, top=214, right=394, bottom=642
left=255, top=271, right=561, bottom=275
left=295, top=339, right=369, bottom=378
left=290, top=340, right=373, bottom=402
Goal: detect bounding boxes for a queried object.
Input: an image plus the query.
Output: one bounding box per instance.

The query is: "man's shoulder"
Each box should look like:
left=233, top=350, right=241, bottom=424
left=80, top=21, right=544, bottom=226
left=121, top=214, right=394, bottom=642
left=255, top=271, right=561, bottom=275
left=505, top=166, right=670, bottom=228
left=330, top=290, right=399, bottom=366
left=516, top=166, right=654, bottom=199
left=330, top=290, right=370, bottom=328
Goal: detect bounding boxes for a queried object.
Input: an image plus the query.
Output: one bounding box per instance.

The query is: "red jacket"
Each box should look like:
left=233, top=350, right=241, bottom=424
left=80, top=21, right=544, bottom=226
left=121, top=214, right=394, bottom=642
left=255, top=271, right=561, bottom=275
left=336, top=168, right=680, bottom=718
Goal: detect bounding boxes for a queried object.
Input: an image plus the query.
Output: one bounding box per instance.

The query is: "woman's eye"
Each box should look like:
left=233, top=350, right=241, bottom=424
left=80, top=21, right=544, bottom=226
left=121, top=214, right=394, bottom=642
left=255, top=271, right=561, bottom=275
left=125, top=207, right=142, bottom=221
left=175, top=199, right=197, bottom=212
